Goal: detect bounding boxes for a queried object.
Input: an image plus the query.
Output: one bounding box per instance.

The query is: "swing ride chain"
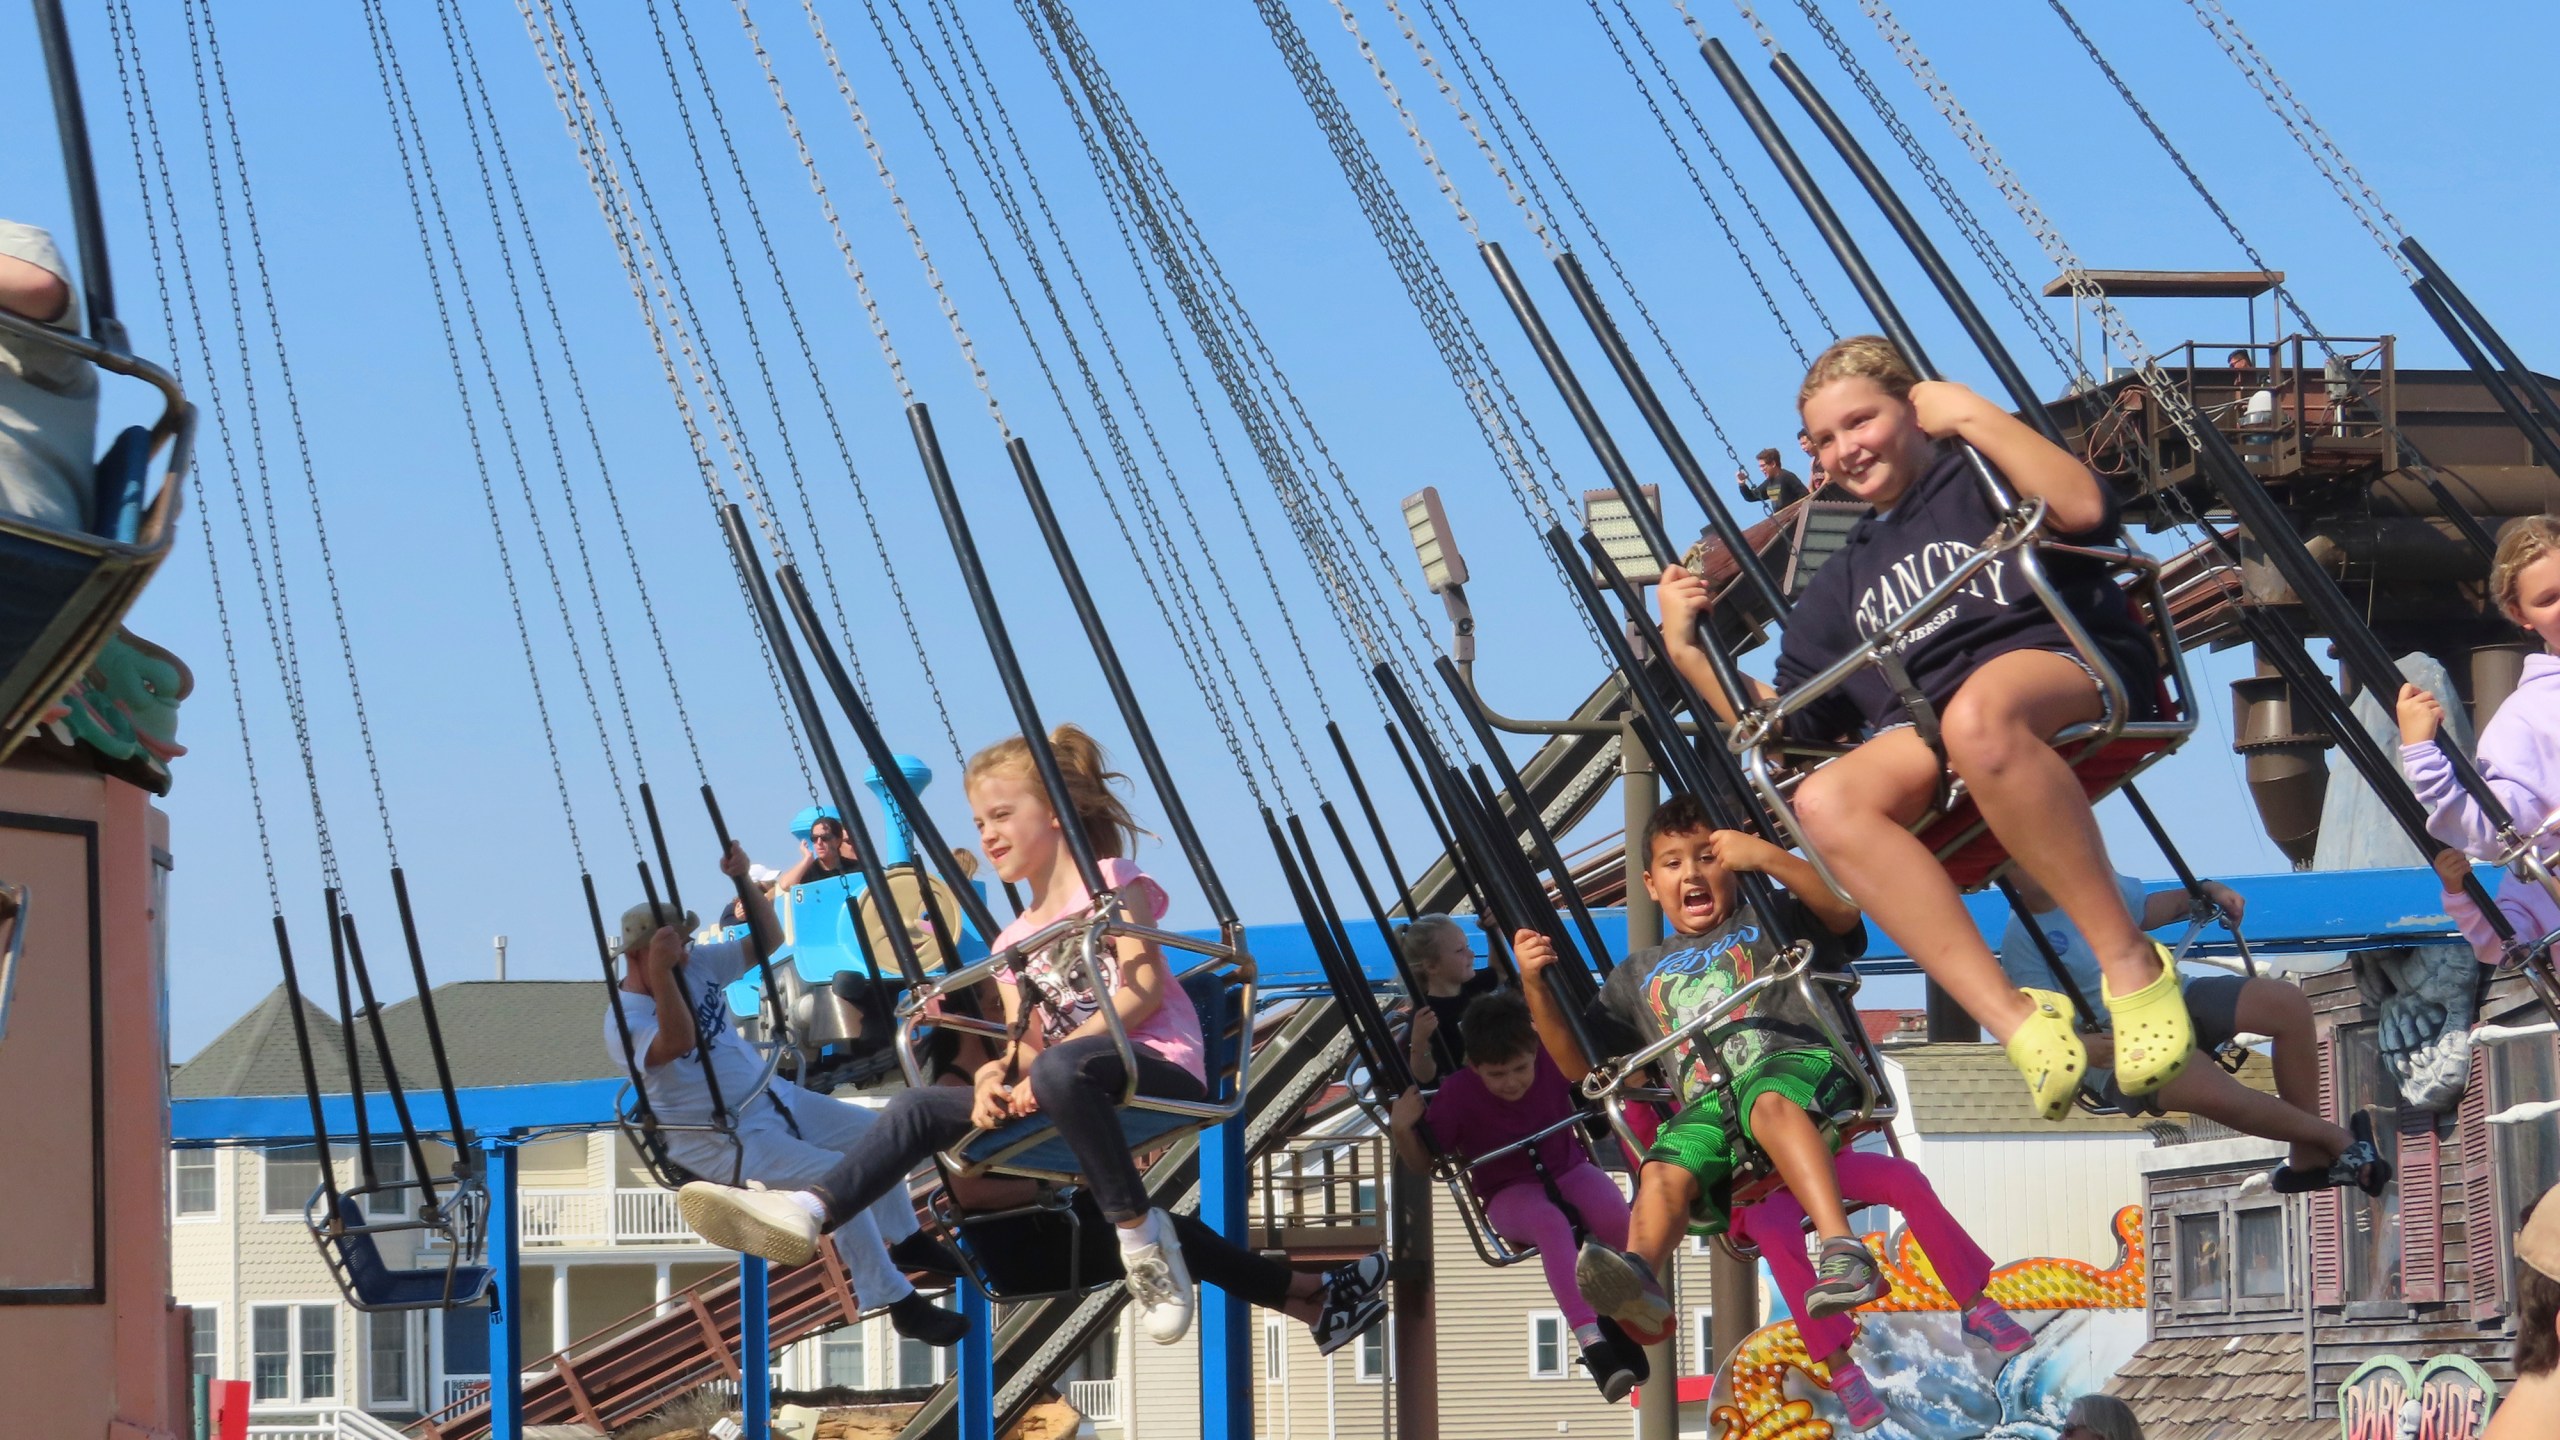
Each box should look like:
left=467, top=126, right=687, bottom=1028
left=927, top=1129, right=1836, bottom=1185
left=1421, top=0, right=1749, bottom=473
left=107, top=0, right=287, bottom=915
left=426, top=0, right=664, bottom=815
left=197, top=0, right=408, bottom=867
left=852, top=0, right=1279, bottom=806
left=1774, top=0, right=2089, bottom=389
left=373, top=0, right=655, bottom=864
left=360, top=0, right=608, bottom=871
left=868, top=0, right=1318, bottom=803
left=1584, top=0, right=1817, bottom=365
left=179, top=0, right=344, bottom=889
left=648, top=0, right=880, bottom=706
left=2183, top=0, right=2415, bottom=281
left=794, top=0, right=1007, bottom=435
left=442, top=0, right=712, bottom=779
left=1033, top=0, right=1513, bottom=738
left=518, top=0, right=821, bottom=797
left=717, top=0, right=971, bottom=769
left=1666, top=0, right=1842, bottom=339
left=1237, top=0, right=1612, bottom=682
left=1358, top=0, right=1556, bottom=257
left=1019, top=0, right=1413, bottom=728
left=2043, top=0, right=2338, bottom=364
left=923, top=0, right=1357, bottom=741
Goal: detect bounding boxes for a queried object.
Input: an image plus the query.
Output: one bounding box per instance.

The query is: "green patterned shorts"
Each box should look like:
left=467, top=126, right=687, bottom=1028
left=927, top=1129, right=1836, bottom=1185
left=1642, top=1047, right=1861, bottom=1236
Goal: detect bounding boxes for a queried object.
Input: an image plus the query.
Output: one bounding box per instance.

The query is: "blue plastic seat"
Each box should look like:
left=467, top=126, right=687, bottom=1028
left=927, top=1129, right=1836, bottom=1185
left=324, top=1196, right=492, bottom=1312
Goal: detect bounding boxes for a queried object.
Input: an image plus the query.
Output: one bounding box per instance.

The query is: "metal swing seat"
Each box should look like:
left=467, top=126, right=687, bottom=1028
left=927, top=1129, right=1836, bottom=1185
left=896, top=901, right=1255, bottom=1185
left=306, top=1171, right=494, bottom=1313
left=609, top=1011, right=796, bottom=1193
left=1429, top=1104, right=1612, bottom=1270
left=1578, top=936, right=1901, bottom=1237
left=0, top=308, right=190, bottom=765
left=1728, top=492, right=2200, bottom=900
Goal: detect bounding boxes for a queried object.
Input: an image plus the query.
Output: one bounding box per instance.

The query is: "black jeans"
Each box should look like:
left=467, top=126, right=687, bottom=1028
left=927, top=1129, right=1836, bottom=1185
left=811, top=1032, right=1206, bottom=1227
left=974, top=1190, right=1294, bottom=1308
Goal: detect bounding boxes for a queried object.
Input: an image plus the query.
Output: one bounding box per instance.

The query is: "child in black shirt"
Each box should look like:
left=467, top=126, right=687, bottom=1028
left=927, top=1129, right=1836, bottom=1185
left=1399, top=913, right=1501, bottom=1084
left=1657, top=335, right=2193, bottom=1121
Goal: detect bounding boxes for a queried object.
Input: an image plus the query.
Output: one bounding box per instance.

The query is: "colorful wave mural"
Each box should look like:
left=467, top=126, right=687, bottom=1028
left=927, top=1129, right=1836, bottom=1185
left=1708, top=1206, right=2150, bottom=1440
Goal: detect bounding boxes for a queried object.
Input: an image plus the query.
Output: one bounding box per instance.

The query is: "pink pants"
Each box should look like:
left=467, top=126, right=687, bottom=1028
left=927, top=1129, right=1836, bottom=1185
left=1730, top=1150, right=1995, bottom=1362
left=1484, top=1162, right=1632, bottom=1330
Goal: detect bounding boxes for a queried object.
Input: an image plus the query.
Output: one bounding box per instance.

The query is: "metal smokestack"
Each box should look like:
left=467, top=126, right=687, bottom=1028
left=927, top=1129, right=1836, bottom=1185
left=494, top=935, right=508, bottom=983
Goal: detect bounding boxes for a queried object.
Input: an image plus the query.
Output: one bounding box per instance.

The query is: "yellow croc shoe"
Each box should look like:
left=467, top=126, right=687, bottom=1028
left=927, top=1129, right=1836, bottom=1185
left=2003, top=988, right=2087, bottom=1122
left=2105, top=944, right=2195, bottom=1097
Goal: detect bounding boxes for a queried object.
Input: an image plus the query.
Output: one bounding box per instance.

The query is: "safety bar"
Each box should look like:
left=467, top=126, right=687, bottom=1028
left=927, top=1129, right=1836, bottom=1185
left=306, top=1178, right=493, bottom=1310
left=1729, top=502, right=2195, bottom=902
left=607, top=1009, right=794, bottom=1190
left=893, top=900, right=1256, bottom=1182
left=1429, top=1106, right=1604, bottom=1271
left=0, top=308, right=190, bottom=546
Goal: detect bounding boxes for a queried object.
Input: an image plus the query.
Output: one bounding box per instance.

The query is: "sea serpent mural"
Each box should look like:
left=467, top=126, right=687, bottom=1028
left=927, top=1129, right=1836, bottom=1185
left=1709, top=1206, right=2149, bottom=1440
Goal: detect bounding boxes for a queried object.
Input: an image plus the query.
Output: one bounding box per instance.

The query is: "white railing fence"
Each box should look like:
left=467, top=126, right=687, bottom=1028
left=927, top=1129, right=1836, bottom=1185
left=1066, top=1378, right=1123, bottom=1423
left=612, top=1186, right=691, bottom=1242
left=245, top=1410, right=415, bottom=1440
left=439, top=1376, right=489, bottom=1411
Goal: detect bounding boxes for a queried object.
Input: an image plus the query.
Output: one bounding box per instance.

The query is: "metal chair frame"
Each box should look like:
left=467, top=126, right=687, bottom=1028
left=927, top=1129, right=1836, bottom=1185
left=305, top=1173, right=494, bottom=1313
left=894, top=901, right=1255, bottom=1185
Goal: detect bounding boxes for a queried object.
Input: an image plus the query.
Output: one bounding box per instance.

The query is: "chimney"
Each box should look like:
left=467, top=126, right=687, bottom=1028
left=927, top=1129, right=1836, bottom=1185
left=494, top=935, right=508, bottom=983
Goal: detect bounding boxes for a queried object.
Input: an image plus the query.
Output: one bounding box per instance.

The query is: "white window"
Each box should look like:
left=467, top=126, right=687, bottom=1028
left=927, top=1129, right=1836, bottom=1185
left=263, top=1146, right=326, bottom=1219
left=1527, top=1311, right=1567, bottom=1379
left=820, top=1326, right=867, bottom=1389
left=1264, top=1315, right=1287, bottom=1380
left=1694, top=1308, right=1716, bottom=1375
left=1356, top=1318, right=1389, bottom=1383
left=250, top=1303, right=337, bottom=1405
left=364, top=1145, right=412, bottom=1218
left=263, top=1144, right=411, bottom=1220
left=174, top=1150, right=219, bottom=1219
left=897, top=1331, right=946, bottom=1388
left=187, top=1308, right=220, bottom=1384
left=366, top=1311, right=412, bottom=1410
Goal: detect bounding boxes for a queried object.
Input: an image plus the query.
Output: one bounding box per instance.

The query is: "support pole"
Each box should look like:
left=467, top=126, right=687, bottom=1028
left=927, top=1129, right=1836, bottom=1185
left=740, top=1256, right=771, bottom=1439
left=1390, top=1158, right=1435, bottom=1439
left=1621, top=721, right=1679, bottom=1440
left=958, top=1283, right=995, bottom=1440
left=1199, top=1111, right=1253, bottom=1439
left=484, top=1137, right=522, bottom=1440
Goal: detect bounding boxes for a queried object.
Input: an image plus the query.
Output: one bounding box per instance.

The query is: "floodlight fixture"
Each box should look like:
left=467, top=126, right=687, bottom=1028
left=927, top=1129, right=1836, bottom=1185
left=1402, top=487, right=1468, bottom=595
left=1402, top=486, right=1475, bottom=662
left=1582, top=486, right=1664, bottom=586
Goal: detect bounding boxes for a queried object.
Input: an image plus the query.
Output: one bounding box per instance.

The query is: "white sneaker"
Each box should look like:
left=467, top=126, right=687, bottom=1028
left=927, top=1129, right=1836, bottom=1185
left=1119, top=1209, right=1196, bottom=1345
left=678, top=1180, right=819, bottom=1267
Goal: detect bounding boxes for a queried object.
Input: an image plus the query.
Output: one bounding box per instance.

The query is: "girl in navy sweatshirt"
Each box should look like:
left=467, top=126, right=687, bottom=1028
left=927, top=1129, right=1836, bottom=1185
left=1656, top=335, right=2192, bottom=1121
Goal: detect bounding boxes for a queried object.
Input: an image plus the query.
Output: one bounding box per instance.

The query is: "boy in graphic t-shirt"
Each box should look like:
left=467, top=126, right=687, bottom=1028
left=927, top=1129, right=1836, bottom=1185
left=1516, top=796, right=1883, bottom=1331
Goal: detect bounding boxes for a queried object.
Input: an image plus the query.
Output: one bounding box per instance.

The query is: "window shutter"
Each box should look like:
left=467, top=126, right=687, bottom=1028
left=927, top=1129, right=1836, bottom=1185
left=2309, top=1020, right=2343, bottom=1307
left=2459, top=1043, right=2502, bottom=1321
left=2399, top=1106, right=2443, bottom=1304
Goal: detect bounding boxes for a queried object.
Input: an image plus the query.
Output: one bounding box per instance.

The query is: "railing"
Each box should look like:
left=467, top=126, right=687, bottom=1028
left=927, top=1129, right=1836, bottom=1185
left=1066, top=1378, right=1123, bottom=1423
left=2099, top=334, right=2397, bottom=494
left=1251, top=1132, right=1387, bottom=1249
left=424, top=1189, right=705, bottom=1249
left=247, top=1411, right=416, bottom=1440
left=438, top=1378, right=488, bottom=1412
left=612, top=1187, right=691, bottom=1242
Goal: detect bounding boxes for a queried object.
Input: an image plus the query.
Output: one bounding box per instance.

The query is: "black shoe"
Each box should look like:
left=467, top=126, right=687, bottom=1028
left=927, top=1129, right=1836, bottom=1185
left=887, top=1291, right=970, bottom=1347
left=1581, top=1333, right=1647, bottom=1403
left=888, top=1231, right=968, bottom=1280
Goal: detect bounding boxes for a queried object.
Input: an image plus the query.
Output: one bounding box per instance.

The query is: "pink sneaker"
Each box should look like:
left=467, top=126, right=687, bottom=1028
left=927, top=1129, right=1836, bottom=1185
left=1961, top=1296, right=2032, bottom=1355
left=1829, top=1360, right=1886, bottom=1431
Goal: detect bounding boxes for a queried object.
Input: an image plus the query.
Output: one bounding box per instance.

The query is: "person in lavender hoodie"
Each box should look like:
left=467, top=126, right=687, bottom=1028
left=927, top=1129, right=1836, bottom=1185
left=2398, top=514, right=2560, bottom=951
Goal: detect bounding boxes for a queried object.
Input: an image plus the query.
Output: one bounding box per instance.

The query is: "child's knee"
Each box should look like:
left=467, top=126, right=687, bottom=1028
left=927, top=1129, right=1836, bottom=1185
left=1749, top=1089, right=1809, bottom=1135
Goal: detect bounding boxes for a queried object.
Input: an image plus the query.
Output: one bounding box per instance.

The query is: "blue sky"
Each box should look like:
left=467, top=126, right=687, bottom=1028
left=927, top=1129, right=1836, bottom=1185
left=5, top=1, right=2552, bottom=1060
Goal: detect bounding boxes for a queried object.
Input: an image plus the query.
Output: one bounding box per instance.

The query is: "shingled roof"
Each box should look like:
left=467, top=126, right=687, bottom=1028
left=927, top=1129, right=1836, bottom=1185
left=173, top=979, right=618, bottom=1098
left=1891, top=1042, right=2280, bottom=1136
left=2103, top=1333, right=2323, bottom=1439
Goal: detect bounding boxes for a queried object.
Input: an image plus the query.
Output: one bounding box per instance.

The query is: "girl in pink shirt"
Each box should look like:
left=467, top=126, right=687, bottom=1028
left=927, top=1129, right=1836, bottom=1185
left=1387, top=990, right=1642, bottom=1400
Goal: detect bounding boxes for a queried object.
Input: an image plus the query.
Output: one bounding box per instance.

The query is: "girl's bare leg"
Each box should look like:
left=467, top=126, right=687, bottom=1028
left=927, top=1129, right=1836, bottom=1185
left=1796, top=729, right=2038, bottom=1040
left=1941, top=650, right=2164, bottom=998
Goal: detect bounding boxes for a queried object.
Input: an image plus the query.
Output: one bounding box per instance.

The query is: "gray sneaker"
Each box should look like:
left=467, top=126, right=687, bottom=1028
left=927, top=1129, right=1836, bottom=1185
left=1574, top=1243, right=1673, bottom=1341
left=1804, top=1237, right=1887, bottom=1319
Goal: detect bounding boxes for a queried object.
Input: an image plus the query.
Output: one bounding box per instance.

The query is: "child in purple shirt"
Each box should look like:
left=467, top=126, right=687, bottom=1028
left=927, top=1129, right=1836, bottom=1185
left=1388, top=990, right=1642, bottom=1400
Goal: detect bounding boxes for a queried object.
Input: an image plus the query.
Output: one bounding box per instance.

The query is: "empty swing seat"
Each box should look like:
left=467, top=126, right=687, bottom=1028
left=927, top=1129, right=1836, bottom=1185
left=320, top=1195, right=492, bottom=1312
left=947, top=966, right=1250, bottom=1183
